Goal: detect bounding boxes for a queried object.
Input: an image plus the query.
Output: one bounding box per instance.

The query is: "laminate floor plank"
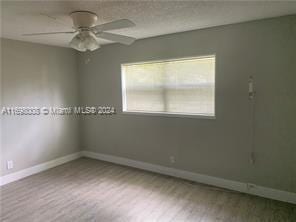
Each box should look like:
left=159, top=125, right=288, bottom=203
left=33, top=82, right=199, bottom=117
left=0, top=158, right=295, bottom=222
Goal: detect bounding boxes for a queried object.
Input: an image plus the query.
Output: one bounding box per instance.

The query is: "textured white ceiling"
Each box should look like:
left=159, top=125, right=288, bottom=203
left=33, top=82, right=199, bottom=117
left=1, top=0, right=296, bottom=48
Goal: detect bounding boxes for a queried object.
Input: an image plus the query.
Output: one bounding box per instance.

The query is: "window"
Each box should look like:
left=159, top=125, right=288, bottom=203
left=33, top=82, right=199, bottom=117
left=121, top=56, right=215, bottom=117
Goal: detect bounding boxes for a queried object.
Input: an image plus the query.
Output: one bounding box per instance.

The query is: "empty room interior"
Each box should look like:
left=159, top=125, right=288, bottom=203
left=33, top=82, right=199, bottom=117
left=0, top=1, right=296, bottom=221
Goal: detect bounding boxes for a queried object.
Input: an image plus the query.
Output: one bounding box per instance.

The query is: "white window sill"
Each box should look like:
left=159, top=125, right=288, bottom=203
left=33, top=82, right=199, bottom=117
left=121, top=111, right=216, bottom=119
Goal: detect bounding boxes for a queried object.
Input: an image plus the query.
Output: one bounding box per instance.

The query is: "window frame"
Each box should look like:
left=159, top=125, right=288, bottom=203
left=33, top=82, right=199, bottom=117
left=121, top=55, right=216, bottom=119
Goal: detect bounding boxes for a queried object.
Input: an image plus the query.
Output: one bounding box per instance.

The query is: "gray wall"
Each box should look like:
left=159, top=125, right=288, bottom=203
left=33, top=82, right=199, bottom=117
left=1, top=16, right=295, bottom=193
left=79, top=15, right=296, bottom=193
left=0, top=39, right=80, bottom=176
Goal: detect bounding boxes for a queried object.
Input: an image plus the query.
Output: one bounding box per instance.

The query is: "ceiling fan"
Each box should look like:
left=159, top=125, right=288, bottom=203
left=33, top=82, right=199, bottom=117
left=23, top=11, right=136, bottom=52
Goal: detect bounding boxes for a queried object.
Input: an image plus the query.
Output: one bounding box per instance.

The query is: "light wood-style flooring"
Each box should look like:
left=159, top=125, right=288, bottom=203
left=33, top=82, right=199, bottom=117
left=1, top=158, right=295, bottom=222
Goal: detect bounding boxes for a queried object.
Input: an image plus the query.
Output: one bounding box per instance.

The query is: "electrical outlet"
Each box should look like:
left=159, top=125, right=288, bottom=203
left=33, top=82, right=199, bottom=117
left=7, top=160, right=14, bottom=170
left=169, top=156, right=176, bottom=164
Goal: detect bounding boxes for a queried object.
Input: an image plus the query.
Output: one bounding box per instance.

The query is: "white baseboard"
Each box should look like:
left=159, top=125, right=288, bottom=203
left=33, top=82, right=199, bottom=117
left=82, top=151, right=296, bottom=205
left=0, top=152, right=82, bottom=186
left=1, top=150, right=295, bottom=205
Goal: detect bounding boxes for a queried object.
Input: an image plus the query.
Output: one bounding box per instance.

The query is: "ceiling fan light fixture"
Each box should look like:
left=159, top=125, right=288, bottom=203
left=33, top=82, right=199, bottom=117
left=69, top=31, right=100, bottom=52
left=83, top=31, right=100, bottom=51
left=85, top=40, right=100, bottom=51
left=69, top=35, right=86, bottom=52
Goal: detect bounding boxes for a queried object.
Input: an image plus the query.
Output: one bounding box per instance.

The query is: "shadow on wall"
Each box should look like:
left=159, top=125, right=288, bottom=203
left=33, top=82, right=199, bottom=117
left=1, top=38, right=79, bottom=176
left=1, top=87, right=72, bottom=174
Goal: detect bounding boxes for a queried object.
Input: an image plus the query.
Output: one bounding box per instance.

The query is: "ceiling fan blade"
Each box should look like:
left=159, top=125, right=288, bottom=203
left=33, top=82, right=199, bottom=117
left=23, top=31, right=76, bottom=36
left=92, top=19, right=135, bottom=32
left=97, top=32, right=136, bottom=45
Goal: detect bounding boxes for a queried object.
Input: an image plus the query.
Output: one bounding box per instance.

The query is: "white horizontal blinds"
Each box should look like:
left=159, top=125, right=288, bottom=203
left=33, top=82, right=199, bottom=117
left=165, top=57, right=215, bottom=115
left=123, top=62, right=165, bottom=112
left=122, top=56, right=215, bottom=115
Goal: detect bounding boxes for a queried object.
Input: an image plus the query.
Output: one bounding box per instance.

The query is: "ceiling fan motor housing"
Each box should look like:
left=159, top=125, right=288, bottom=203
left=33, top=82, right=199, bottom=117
left=70, top=11, right=98, bottom=29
